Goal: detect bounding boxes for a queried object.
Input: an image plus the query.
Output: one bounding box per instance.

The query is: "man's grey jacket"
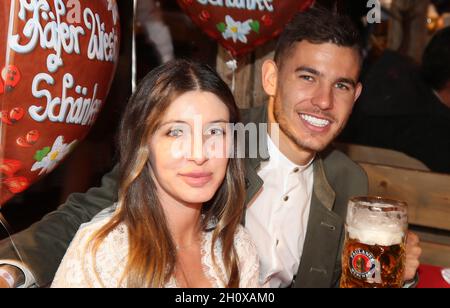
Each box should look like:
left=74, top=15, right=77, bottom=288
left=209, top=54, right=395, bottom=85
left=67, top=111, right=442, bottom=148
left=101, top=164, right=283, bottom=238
left=0, top=105, right=368, bottom=287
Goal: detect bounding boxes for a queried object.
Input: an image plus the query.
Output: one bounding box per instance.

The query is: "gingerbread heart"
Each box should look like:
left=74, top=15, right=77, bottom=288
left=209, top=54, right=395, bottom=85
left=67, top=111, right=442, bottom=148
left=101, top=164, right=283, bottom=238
left=177, top=0, right=314, bottom=57
left=0, top=0, right=120, bottom=206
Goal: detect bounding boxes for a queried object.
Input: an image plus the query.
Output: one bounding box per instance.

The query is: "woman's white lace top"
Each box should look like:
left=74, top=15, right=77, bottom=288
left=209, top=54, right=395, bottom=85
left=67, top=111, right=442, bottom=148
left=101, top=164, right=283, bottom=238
left=51, top=207, right=261, bottom=288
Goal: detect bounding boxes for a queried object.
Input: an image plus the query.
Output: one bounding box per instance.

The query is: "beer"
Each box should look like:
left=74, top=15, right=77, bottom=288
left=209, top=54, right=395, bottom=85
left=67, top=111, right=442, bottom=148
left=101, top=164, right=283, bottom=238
left=340, top=196, right=407, bottom=288
left=341, top=238, right=405, bottom=288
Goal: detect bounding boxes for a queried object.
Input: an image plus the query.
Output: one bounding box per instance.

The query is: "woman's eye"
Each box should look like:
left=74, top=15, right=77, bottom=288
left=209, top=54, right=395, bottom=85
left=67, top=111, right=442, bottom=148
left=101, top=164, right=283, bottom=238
left=206, top=127, right=225, bottom=136
left=167, top=128, right=184, bottom=137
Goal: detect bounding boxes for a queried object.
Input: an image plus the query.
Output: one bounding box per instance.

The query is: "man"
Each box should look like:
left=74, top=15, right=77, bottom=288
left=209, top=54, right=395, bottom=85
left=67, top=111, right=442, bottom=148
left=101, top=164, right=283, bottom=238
left=0, top=7, right=421, bottom=288
left=341, top=27, right=450, bottom=173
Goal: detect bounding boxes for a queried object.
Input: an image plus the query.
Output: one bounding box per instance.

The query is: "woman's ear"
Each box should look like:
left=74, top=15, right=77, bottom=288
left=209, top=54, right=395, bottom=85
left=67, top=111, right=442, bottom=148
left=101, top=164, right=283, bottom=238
left=262, top=60, right=278, bottom=97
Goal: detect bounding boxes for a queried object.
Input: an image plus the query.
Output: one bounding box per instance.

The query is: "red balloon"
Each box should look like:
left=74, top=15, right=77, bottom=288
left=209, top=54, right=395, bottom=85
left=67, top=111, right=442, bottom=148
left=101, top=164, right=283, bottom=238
left=0, top=0, right=120, bottom=206
left=177, top=0, right=315, bottom=57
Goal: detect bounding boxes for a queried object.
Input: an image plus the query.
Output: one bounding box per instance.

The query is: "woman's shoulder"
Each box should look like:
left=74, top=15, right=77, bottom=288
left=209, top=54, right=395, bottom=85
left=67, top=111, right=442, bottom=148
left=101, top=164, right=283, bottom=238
left=233, top=225, right=262, bottom=287
left=233, top=225, right=258, bottom=257
left=73, top=204, right=127, bottom=249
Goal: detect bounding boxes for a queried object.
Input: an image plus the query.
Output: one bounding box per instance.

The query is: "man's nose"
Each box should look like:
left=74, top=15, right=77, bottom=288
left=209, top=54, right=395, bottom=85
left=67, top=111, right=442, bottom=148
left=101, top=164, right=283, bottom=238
left=311, top=84, right=334, bottom=110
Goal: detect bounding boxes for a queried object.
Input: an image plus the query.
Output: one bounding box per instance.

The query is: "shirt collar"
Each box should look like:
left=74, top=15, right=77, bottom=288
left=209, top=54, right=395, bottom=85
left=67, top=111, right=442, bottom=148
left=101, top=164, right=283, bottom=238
left=266, top=133, right=315, bottom=173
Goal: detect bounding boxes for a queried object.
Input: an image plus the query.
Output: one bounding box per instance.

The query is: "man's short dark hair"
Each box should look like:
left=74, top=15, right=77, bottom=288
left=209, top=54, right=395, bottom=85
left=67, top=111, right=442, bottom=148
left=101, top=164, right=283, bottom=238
left=274, top=7, right=362, bottom=67
left=421, top=27, right=450, bottom=91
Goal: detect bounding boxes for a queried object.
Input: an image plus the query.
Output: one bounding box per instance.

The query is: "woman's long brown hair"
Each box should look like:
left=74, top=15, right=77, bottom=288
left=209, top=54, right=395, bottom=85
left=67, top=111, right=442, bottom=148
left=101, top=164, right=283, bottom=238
left=88, top=60, right=246, bottom=287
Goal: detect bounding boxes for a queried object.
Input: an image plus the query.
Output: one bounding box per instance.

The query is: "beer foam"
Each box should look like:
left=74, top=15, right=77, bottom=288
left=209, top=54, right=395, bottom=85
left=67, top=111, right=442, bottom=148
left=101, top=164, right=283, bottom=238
left=347, top=206, right=405, bottom=246
left=348, top=225, right=404, bottom=246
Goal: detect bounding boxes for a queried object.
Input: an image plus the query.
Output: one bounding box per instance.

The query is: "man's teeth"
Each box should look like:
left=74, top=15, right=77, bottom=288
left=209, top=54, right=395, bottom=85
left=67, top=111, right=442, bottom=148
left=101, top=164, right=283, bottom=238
left=301, top=114, right=330, bottom=127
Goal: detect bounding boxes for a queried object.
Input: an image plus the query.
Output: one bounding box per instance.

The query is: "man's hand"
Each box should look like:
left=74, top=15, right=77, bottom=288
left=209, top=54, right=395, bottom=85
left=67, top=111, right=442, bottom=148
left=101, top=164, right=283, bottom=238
left=404, top=231, right=422, bottom=281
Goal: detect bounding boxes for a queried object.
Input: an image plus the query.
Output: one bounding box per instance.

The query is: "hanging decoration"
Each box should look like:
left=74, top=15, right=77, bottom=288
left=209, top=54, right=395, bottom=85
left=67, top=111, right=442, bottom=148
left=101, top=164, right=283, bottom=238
left=177, top=0, right=315, bottom=57
left=0, top=0, right=120, bottom=206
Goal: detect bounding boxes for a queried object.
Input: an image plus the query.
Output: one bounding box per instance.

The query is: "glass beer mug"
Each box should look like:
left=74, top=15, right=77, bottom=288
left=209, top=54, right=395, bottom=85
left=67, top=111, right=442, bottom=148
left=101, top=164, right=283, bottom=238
left=340, top=196, right=408, bottom=288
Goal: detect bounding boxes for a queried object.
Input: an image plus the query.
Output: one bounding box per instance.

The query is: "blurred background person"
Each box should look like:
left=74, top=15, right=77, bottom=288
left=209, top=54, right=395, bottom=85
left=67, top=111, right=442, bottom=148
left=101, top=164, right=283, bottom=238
left=341, top=26, right=450, bottom=173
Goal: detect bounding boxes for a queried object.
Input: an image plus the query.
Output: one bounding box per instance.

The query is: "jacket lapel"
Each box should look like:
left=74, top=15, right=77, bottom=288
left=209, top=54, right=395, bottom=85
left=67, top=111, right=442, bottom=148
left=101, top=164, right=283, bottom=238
left=293, top=157, right=344, bottom=288
left=241, top=105, right=269, bottom=225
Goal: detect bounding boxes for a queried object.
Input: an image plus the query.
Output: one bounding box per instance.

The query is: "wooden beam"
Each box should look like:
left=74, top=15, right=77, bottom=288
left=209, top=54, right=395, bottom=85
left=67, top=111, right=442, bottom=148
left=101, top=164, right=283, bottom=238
left=359, top=162, right=450, bottom=232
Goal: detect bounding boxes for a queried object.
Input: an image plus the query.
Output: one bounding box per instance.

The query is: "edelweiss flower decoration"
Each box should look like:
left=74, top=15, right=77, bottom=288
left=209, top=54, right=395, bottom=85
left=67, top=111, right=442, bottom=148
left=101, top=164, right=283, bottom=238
left=31, top=136, right=78, bottom=175
left=222, top=15, right=252, bottom=44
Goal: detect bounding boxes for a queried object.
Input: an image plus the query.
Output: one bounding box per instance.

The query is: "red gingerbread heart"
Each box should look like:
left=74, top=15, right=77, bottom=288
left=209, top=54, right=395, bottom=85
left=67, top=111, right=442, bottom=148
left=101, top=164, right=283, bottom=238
left=0, top=0, right=120, bottom=206
left=177, top=0, right=314, bottom=57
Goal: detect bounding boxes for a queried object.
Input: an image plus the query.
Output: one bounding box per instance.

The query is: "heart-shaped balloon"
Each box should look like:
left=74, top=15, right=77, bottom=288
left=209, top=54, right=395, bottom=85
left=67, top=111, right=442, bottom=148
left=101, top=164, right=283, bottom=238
left=0, top=0, right=120, bottom=206
left=177, top=0, right=315, bottom=57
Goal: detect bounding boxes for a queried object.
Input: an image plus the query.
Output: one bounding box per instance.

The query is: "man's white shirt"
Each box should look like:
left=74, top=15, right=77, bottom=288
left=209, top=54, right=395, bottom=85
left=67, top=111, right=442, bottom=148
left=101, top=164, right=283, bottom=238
left=246, top=134, right=314, bottom=288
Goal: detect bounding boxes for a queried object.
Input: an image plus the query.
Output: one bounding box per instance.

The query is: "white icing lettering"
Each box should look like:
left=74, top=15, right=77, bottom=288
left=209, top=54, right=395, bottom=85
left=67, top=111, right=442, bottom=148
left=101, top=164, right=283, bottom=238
left=9, top=0, right=85, bottom=72
left=197, top=0, right=273, bottom=11
left=84, top=8, right=119, bottom=62
left=29, top=73, right=102, bottom=126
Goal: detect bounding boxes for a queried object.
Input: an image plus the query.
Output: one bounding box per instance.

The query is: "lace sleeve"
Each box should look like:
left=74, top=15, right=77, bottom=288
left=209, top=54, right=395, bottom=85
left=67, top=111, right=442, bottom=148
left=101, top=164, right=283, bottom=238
left=51, top=222, right=100, bottom=288
left=51, top=217, right=128, bottom=288
left=234, top=225, right=262, bottom=288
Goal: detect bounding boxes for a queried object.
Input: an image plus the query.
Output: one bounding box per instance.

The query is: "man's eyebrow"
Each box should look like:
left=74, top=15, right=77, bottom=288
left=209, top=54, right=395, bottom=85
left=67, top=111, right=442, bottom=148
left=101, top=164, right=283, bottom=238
left=295, top=66, right=322, bottom=76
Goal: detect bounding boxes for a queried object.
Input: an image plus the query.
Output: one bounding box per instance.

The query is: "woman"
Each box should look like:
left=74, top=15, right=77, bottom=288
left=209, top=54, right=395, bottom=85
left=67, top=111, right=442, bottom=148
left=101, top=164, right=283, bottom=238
left=51, top=60, right=260, bottom=288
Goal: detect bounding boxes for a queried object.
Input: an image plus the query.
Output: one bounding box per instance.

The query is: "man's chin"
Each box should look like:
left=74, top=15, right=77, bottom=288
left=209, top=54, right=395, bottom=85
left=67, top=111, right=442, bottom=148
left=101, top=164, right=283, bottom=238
left=294, top=138, right=331, bottom=153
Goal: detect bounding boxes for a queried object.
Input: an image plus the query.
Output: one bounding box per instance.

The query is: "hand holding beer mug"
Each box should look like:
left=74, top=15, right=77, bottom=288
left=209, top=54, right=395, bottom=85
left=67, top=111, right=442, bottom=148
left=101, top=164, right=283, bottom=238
left=340, top=196, right=408, bottom=288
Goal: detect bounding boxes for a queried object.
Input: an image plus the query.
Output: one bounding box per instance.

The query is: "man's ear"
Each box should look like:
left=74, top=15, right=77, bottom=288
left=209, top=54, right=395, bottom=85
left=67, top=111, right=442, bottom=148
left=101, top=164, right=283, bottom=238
left=354, top=82, right=363, bottom=103
left=262, top=60, right=278, bottom=97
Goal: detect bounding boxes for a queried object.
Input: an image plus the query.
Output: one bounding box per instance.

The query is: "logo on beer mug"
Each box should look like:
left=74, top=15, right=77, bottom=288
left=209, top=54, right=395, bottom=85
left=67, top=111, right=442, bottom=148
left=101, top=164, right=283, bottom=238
left=349, top=249, right=376, bottom=279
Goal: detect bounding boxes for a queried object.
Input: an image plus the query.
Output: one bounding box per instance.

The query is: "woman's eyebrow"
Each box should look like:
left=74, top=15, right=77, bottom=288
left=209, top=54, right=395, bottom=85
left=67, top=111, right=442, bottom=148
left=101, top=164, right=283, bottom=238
left=159, top=119, right=229, bottom=127
left=207, top=119, right=228, bottom=124
left=159, top=120, right=189, bottom=126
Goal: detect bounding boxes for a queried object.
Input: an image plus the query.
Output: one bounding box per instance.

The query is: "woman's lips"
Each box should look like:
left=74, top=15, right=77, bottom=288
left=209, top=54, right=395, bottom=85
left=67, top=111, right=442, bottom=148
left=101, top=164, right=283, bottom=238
left=179, top=172, right=213, bottom=187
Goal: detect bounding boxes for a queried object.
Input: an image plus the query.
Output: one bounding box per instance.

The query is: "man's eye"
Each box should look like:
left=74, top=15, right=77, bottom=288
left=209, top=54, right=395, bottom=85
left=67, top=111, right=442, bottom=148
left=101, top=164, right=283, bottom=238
left=336, top=83, right=350, bottom=91
left=167, top=128, right=184, bottom=137
left=300, top=75, right=314, bottom=82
